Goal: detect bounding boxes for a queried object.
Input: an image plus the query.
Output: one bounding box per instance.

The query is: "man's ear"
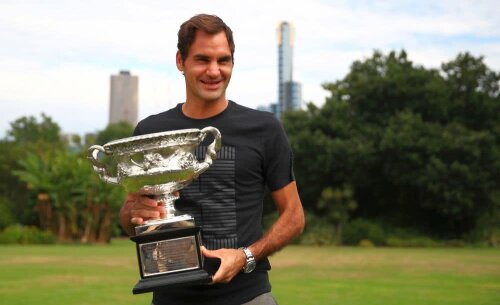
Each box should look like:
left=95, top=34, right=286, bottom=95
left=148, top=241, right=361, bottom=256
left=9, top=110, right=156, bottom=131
left=176, top=51, right=184, bottom=72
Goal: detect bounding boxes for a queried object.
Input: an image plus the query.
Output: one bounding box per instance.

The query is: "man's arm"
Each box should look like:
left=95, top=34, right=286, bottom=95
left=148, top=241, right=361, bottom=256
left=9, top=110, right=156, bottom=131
left=203, top=181, right=305, bottom=283
left=248, top=181, right=305, bottom=260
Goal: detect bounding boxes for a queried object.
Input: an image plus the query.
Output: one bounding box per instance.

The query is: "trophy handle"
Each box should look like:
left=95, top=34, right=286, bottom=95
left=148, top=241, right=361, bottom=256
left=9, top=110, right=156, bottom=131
left=194, top=127, right=222, bottom=177
left=87, top=145, right=119, bottom=184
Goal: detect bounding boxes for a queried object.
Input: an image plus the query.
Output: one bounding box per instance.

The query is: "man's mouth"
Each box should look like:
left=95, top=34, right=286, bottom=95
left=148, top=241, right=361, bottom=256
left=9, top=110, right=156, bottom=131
left=201, top=79, right=222, bottom=89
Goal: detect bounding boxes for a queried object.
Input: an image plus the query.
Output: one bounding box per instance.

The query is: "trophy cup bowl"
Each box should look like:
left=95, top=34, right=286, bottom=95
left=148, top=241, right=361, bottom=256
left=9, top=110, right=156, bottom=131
left=87, top=127, right=221, bottom=294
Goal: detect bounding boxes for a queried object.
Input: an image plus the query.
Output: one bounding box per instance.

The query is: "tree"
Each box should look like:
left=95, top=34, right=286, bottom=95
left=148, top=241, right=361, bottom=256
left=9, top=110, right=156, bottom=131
left=284, top=50, right=499, bottom=240
left=1, top=114, right=65, bottom=226
left=96, top=121, right=134, bottom=145
left=7, top=113, right=64, bottom=148
left=14, top=150, right=126, bottom=243
left=317, top=186, right=357, bottom=244
left=6, top=116, right=130, bottom=243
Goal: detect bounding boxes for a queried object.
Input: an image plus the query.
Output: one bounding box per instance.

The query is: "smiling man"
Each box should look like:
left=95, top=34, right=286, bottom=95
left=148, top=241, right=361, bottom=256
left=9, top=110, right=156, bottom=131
left=120, top=14, right=305, bottom=305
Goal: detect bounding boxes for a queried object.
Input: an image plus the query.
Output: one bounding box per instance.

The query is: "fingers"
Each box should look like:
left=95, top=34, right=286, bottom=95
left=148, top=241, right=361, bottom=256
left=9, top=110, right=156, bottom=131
left=127, top=194, right=166, bottom=225
left=137, top=195, right=161, bottom=207
left=131, top=216, right=144, bottom=225
left=211, top=259, right=236, bottom=284
left=131, top=207, right=162, bottom=219
left=201, top=246, right=218, bottom=258
left=203, top=248, right=246, bottom=284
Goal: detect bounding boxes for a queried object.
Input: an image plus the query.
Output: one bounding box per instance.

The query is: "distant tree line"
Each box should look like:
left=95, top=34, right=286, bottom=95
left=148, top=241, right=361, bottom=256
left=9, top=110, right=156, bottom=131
left=283, top=51, right=499, bottom=245
left=0, top=50, right=498, bottom=246
left=0, top=115, right=133, bottom=243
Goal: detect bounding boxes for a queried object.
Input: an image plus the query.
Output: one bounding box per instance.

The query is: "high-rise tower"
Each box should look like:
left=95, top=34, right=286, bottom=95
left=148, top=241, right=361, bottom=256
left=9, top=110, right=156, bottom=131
left=109, top=70, right=138, bottom=126
left=277, top=21, right=302, bottom=117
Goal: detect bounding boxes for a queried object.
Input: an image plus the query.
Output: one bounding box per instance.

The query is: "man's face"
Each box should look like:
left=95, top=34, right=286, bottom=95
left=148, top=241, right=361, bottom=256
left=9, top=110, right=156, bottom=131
left=176, top=30, right=233, bottom=104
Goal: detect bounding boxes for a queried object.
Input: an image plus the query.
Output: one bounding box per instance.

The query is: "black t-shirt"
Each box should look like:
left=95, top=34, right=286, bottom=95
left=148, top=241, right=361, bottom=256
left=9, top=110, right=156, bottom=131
left=133, top=101, right=295, bottom=305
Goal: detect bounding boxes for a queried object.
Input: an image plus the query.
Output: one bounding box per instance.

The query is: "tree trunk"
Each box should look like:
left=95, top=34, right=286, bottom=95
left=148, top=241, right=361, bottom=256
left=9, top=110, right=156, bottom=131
left=81, top=202, right=99, bottom=244
left=97, top=206, right=113, bottom=244
left=57, top=213, right=67, bottom=241
left=336, top=222, right=343, bottom=245
left=35, top=193, right=52, bottom=232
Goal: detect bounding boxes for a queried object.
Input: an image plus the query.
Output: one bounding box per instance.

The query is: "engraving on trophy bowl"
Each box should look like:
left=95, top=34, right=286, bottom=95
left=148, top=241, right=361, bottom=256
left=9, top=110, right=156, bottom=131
left=88, top=127, right=221, bottom=221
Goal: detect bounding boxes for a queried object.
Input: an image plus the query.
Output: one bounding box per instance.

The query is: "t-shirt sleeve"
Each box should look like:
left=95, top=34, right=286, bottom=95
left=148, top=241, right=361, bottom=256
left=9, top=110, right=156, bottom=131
left=263, top=117, right=296, bottom=191
left=132, top=121, right=143, bottom=136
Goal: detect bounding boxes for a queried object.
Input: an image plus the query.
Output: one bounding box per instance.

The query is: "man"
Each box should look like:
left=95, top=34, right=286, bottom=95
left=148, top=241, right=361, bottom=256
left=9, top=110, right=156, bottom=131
left=120, top=14, right=305, bottom=305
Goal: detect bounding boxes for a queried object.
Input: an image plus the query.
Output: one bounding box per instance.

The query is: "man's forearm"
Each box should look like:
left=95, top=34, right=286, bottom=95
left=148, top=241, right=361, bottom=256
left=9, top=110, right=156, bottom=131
left=249, top=207, right=304, bottom=261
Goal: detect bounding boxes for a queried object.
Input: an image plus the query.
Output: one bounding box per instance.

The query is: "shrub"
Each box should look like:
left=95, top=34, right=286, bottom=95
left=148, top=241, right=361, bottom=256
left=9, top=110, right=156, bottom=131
left=297, top=212, right=337, bottom=245
left=0, top=224, right=56, bottom=244
left=343, top=219, right=386, bottom=246
left=0, top=196, right=16, bottom=230
left=358, top=239, right=375, bottom=247
left=386, top=236, right=437, bottom=247
left=463, top=226, right=500, bottom=247
left=440, top=239, right=466, bottom=247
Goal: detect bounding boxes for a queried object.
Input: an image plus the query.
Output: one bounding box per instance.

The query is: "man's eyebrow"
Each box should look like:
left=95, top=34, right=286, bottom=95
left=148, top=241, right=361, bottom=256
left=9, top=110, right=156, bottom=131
left=193, top=54, right=210, bottom=60
left=218, top=55, right=232, bottom=61
left=192, top=54, right=232, bottom=61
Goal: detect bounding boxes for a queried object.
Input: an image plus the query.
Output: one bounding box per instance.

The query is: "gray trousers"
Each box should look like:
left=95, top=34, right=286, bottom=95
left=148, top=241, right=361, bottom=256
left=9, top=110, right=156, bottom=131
left=151, top=292, right=277, bottom=305
left=241, top=292, right=278, bottom=305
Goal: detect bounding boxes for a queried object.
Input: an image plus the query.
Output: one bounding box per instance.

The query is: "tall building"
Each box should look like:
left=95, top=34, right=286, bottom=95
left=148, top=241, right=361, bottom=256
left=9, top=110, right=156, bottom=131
left=109, top=70, right=138, bottom=126
left=277, top=21, right=302, bottom=118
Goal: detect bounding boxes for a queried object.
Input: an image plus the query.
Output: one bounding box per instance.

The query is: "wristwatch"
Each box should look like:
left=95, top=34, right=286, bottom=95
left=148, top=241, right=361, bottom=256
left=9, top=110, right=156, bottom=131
left=240, top=247, right=256, bottom=273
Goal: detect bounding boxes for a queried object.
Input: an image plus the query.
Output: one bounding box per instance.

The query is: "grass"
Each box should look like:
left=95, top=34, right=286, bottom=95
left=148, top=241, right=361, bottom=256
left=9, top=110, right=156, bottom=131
left=270, top=246, right=500, bottom=305
left=0, top=240, right=498, bottom=305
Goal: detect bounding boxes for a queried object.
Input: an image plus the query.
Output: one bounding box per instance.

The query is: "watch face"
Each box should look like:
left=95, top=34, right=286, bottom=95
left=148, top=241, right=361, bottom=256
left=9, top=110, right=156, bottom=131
left=245, top=260, right=256, bottom=273
left=249, top=260, right=256, bottom=270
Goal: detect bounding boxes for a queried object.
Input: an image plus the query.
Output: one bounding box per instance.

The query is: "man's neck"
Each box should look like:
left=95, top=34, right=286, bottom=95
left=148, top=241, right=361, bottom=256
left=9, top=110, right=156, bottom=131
left=182, top=99, right=229, bottom=119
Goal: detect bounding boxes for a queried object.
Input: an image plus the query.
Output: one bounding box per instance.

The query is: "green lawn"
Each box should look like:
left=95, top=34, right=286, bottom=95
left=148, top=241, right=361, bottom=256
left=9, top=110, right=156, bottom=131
left=0, top=240, right=498, bottom=305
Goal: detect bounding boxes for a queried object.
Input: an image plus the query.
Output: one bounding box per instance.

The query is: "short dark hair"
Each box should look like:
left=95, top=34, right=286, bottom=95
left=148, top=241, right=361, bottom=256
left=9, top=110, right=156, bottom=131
left=177, top=14, right=235, bottom=63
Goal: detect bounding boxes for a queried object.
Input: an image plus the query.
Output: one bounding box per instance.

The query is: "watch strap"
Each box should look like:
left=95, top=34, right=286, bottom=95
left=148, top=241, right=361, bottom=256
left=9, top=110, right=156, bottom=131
left=239, top=247, right=256, bottom=273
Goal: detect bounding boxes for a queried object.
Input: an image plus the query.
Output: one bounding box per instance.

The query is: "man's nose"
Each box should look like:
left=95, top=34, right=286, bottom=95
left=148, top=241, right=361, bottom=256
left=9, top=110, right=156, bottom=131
left=206, top=61, right=221, bottom=77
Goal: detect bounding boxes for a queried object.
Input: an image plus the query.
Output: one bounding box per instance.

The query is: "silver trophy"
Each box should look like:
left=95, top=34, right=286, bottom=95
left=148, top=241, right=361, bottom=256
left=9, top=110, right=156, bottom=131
left=87, top=127, right=221, bottom=294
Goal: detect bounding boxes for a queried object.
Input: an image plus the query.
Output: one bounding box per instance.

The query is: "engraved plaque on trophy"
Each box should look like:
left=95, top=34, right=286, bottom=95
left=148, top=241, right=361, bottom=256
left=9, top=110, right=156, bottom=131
left=87, top=127, right=221, bottom=294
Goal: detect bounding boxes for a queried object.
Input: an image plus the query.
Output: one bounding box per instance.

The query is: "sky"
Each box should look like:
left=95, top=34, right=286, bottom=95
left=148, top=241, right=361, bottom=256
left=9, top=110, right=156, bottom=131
left=1, top=0, right=499, bottom=137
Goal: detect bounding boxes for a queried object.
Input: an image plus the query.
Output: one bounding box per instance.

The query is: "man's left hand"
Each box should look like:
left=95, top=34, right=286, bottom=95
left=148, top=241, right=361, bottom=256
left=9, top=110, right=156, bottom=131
left=201, top=246, right=246, bottom=284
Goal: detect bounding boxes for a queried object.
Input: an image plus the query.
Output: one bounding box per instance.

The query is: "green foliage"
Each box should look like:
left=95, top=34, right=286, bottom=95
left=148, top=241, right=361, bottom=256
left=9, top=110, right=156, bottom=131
left=0, top=224, right=56, bottom=244
left=0, top=196, right=16, bottom=229
left=0, top=114, right=65, bottom=225
left=297, top=212, right=337, bottom=245
left=13, top=149, right=126, bottom=243
left=96, top=121, right=134, bottom=145
left=284, top=50, right=500, bottom=241
left=1, top=114, right=129, bottom=244
left=7, top=113, right=63, bottom=145
left=343, top=219, right=386, bottom=246
left=316, top=185, right=357, bottom=244
left=317, top=185, right=357, bottom=224
left=358, top=239, right=375, bottom=248
left=386, top=236, right=438, bottom=248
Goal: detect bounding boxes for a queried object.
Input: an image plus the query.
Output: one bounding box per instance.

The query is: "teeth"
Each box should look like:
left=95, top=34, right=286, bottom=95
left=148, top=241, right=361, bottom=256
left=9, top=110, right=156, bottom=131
left=202, top=80, right=221, bottom=84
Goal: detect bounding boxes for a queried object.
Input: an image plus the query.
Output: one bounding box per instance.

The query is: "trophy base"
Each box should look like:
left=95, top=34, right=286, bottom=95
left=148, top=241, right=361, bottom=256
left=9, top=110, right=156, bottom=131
left=131, top=222, right=209, bottom=294
left=132, top=268, right=212, bottom=294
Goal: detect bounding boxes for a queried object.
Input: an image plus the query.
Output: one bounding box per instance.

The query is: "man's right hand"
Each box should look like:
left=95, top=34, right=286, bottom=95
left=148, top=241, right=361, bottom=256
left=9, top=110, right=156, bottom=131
left=120, top=193, right=166, bottom=235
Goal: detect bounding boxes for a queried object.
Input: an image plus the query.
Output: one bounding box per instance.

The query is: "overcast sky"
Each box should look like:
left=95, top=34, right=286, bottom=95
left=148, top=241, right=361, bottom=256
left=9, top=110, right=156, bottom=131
left=1, top=0, right=499, bottom=137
